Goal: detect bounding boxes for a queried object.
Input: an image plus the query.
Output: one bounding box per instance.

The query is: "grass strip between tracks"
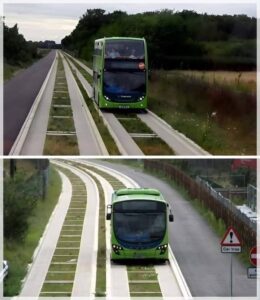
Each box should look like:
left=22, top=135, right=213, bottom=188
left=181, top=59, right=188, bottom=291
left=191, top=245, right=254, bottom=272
left=73, top=162, right=162, bottom=297
left=4, top=166, right=61, bottom=296
left=43, top=53, right=79, bottom=155
left=65, top=59, right=120, bottom=155
left=39, top=165, right=86, bottom=297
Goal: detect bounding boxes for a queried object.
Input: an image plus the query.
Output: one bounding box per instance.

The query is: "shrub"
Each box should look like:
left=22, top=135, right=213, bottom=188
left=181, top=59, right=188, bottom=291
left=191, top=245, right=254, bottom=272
left=4, top=173, right=41, bottom=240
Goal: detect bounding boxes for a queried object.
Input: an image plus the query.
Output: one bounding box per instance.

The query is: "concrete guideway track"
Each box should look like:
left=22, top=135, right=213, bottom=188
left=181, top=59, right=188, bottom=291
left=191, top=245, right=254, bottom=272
left=72, top=159, right=191, bottom=298
left=61, top=52, right=108, bottom=155
left=77, top=165, right=129, bottom=298
left=52, top=160, right=100, bottom=297
left=64, top=53, right=144, bottom=155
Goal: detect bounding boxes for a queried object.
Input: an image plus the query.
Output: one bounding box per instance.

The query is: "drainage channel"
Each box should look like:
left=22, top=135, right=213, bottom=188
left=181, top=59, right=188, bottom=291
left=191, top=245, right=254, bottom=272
left=44, top=52, right=79, bottom=155
left=70, top=161, right=163, bottom=298
left=39, top=166, right=86, bottom=296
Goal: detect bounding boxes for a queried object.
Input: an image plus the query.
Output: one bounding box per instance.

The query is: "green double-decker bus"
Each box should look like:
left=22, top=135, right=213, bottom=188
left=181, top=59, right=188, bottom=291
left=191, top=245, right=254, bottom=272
left=93, top=37, right=148, bottom=109
left=106, top=188, right=174, bottom=260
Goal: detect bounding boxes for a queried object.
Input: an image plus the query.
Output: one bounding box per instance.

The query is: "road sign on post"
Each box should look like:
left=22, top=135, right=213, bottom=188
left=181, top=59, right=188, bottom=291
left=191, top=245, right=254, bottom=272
left=221, top=226, right=241, bottom=253
left=248, top=246, right=259, bottom=279
left=250, top=246, right=258, bottom=267
left=220, top=226, right=242, bottom=297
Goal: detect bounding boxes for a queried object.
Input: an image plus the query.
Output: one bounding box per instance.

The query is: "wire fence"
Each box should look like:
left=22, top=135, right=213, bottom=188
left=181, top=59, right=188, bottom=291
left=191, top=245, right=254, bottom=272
left=144, top=160, right=256, bottom=249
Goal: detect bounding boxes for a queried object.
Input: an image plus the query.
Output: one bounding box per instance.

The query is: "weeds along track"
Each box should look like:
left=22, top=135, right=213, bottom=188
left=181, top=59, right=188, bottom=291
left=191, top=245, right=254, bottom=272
left=63, top=52, right=209, bottom=156
left=61, top=159, right=190, bottom=298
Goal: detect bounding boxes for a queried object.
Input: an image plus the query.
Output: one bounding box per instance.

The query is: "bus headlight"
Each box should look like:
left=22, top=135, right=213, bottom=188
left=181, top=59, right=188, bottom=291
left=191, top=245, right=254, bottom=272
left=104, top=95, right=110, bottom=101
left=157, top=244, right=168, bottom=254
left=112, top=244, right=123, bottom=255
left=138, top=96, right=145, bottom=101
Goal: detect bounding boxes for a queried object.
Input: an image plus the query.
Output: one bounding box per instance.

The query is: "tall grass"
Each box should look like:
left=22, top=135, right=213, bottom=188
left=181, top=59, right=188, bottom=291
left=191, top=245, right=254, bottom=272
left=149, top=71, right=256, bottom=154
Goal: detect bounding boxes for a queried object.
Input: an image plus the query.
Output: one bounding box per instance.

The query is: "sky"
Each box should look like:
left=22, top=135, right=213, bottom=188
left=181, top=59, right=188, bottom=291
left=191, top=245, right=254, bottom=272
left=3, top=1, right=258, bottom=43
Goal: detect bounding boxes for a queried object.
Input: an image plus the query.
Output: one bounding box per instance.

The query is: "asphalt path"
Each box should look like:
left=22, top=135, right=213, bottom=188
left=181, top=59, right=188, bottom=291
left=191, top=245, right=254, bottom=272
left=4, top=50, right=56, bottom=154
left=92, top=160, right=257, bottom=297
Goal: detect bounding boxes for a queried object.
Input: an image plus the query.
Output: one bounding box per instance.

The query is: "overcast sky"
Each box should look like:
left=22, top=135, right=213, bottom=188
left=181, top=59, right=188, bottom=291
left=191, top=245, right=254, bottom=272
left=3, top=2, right=257, bottom=43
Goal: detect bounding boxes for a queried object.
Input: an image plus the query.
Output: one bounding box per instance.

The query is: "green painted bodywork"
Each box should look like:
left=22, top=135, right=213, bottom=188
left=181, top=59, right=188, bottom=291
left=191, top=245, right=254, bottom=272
left=93, top=37, right=148, bottom=109
left=109, top=188, right=171, bottom=260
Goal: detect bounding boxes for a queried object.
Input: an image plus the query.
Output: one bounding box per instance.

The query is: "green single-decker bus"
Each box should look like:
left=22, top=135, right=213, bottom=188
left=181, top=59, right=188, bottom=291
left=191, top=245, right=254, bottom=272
left=106, top=188, right=174, bottom=260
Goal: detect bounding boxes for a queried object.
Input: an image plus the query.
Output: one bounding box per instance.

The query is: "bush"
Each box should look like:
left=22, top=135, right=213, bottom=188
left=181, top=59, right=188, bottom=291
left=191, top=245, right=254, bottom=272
left=4, top=173, right=41, bottom=240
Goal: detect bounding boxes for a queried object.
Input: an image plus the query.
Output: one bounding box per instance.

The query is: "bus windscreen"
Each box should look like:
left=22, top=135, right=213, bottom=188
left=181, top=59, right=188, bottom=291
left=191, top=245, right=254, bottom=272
left=113, top=201, right=166, bottom=246
left=103, top=71, right=145, bottom=100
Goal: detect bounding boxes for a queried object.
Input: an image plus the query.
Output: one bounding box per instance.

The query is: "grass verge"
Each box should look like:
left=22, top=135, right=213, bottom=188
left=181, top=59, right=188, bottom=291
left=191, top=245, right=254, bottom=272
left=4, top=166, right=62, bottom=296
left=149, top=70, right=256, bottom=155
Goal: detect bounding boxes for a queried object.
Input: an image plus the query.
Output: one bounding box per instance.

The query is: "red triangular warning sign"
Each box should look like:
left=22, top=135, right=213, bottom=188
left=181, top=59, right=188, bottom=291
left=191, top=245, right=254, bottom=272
left=221, top=226, right=241, bottom=246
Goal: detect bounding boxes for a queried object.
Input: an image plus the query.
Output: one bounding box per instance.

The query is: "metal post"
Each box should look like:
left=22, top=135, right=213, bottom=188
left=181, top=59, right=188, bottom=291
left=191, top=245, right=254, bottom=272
left=230, top=253, right=233, bottom=297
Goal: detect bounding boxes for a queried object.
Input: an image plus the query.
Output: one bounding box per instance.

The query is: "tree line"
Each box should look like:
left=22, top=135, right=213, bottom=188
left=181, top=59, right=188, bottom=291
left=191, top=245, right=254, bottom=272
left=62, top=9, right=256, bottom=70
left=4, top=24, right=60, bottom=67
left=4, top=24, right=40, bottom=65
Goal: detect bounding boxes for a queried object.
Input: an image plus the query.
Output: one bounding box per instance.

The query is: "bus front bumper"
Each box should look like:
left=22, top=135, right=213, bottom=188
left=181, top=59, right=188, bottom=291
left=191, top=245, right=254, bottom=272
left=111, top=245, right=168, bottom=260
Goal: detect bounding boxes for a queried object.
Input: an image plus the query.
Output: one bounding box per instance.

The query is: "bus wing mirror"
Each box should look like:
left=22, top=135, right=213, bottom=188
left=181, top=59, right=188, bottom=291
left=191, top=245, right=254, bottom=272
left=106, top=204, right=112, bottom=220
left=97, top=73, right=101, bottom=79
left=169, top=213, right=174, bottom=222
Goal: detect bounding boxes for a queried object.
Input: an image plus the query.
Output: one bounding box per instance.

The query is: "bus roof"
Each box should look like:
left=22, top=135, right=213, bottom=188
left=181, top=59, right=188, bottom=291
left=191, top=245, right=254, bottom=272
left=112, top=188, right=166, bottom=203
left=95, top=37, right=145, bottom=43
